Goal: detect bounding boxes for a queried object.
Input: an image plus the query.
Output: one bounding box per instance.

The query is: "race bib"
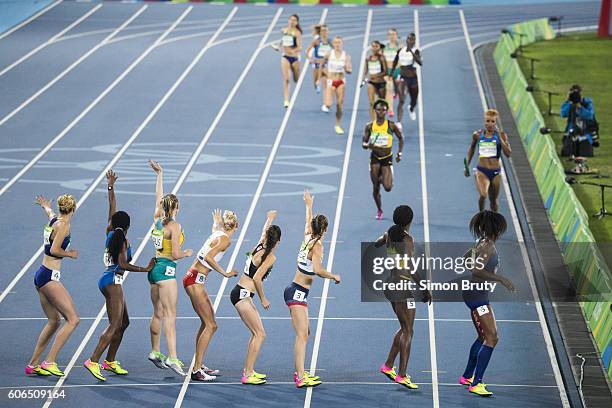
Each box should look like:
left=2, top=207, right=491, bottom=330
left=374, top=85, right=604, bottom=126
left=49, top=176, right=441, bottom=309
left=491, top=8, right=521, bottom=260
left=243, top=255, right=252, bottom=275
left=476, top=305, right=490, bottom=316
left=103, top=250, right=113, bottom=267
left=407, top=300, right=416, bottom=309
left=292, top=290, right=306, bottom=302
left=164, top=265, right=176, bottom=277
left=195, top=272, right=206, bottom=284
left=151, top=229, right=163, bottom=250
left=399, top=51, right=414, bottom=66
left=383, top=48, right=397, bottom=62
left=281, top=34, right=294, bottom=47
left=368, top=60, right=382, bottom=75
left=371, top=132, right=391, bottom=148
left=43, top=226, right=52, bottom=245
left=239, top=289, right=251, bottom=300
left=50, top=270, right=61, bottom=282
left=478, top=141, right=497, bottom=158
left=113, top=274, right=124, bottom=285
left=328, top=60, right=344, bottom=73
left=318, top=44, right=331, bottom=57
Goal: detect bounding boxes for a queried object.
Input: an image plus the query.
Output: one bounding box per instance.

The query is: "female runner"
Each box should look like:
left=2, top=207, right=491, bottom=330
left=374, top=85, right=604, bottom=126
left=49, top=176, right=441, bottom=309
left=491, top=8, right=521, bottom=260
left=392, top=33, right=422, bottom=126
left=26, top=194, right=79, bottom=377
left=306, top=24, right=330, bottom=94
left=273, top=14, right=302, bottom=108
left=232, top=211, right=281, bottom=385
left=183, top=209, right=238, bottom=381
left=361, top=40, right=388, bottom=120
left=383, top=29, right=401, bottom=118
left=284, top=191, right=340, bottom=388
left=322, top=36, right=352, bottom=134
left=464, top=109, right=512, bottom=212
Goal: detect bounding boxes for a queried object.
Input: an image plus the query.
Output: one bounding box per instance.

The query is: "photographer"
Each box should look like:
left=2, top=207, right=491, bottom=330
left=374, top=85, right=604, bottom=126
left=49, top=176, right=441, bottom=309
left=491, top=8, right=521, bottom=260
left=560, top=84, right=599, bottom=156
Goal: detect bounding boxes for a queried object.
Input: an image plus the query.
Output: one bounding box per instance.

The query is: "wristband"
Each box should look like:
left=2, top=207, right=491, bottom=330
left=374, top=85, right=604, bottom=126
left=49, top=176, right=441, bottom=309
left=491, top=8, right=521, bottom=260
left=108, top=186, right=113, bottom=191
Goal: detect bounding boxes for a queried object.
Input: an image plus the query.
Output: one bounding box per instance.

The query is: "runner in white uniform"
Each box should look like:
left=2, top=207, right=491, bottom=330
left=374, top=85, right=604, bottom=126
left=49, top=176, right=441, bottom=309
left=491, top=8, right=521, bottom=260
left=322, top=36, right=352, bottom=134
left=183, top=209, right=239, bottom=382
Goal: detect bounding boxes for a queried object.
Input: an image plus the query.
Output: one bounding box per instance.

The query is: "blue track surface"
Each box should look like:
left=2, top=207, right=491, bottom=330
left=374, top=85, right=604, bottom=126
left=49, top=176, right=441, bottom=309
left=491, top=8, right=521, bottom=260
left=0, top=1, right=601, bottom=407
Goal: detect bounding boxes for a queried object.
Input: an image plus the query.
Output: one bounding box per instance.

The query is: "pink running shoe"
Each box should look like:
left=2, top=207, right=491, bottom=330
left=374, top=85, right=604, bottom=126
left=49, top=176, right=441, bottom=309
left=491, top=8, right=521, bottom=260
left=459, top=375, right=474, bottom=386
left=376, top=210, right=383, bottom=220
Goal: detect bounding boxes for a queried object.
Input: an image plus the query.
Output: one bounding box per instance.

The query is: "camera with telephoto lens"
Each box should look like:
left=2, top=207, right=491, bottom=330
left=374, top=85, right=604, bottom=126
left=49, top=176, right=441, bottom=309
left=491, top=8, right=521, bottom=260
left=569, top=88, right=582, bottom=104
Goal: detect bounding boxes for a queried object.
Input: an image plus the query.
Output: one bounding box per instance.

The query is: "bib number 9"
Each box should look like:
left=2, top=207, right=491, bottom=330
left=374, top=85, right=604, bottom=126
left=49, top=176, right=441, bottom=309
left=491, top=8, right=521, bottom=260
left=151, top=229, right=163, bottom=250
left=195, top=273, right=206, bottom=284
left=50, top=270, right=61, bottom=282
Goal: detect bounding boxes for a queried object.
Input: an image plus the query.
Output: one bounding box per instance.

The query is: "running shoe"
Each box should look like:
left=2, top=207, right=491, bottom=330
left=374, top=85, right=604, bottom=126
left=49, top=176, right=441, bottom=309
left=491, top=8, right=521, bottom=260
left=321, top=104, right=330, bottom=113
left=395, top=374, right=418, bottom=389
left=293, top=371, right=320, bottom=382
left=284, top=100, right=290, bottom=108
left=242, top=370, right=266, bottom=385
left=25, top=364, right=50, bottom=376
left=253, top=370, right=267, bottom=379
left=102, top=360, right=128, bottom=375
left=165, top=357, right=186, bottom=376
left=84, top=359, right=106, bottom=381
left=376, top=210, right=383, bottom=220
left=459, top=375, right=474, bottom=386
left=295, top=373, right=322, bottom=388
left=379, top=364, right=397, bottom=382
left=40, top=361, right=64, bottom=377
left=409, top=109, right=416, bottom=121
left=147, top=351, right=167, bottom=369
left=335, top=126, right=344, bottom=135
left=389, top=109, right=395, bottom=118
left=201, top=365, right=220, bottom=376
left=316, top=84, right=321, bottom=94
left=191, top=368, right=216, bottom=382
left=468, top=383, right=493, bottom=397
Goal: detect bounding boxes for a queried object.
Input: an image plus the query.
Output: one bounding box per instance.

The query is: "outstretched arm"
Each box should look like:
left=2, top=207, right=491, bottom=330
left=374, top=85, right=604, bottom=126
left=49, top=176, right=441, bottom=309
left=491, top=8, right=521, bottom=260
left=312, top=244, right=340, bottom=283
left=149, top=160, right=164, bottom=221
left=258, top=210, right=277, bottom=245
left=35, top=195, right=55, bottom=221
left=106, top=170, right=118, bottom=233
left=303, top=190, right=313, bottom=235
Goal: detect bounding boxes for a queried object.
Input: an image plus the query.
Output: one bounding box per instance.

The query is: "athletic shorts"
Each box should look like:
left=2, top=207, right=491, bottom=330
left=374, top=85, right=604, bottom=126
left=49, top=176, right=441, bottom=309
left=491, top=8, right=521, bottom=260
left=369, top=81, right=386, bottom=91
left=462, top=288, right=490, bottom=310
left=284, top=282, right=309, bottom=307
left=327, top=78, right=345, bottom=89
left=370, top=152, right=393, bottom=166
left=34, top=265, right=61, bottom=289
left=401, top=75, right=418, bottom=87
left=98, top=270, right=124, bottom=294
left=182, top=267, right=207, bottom=289
left=230, top=284, right=254, bottom=306
left=148, top=257, right=177, bottom=284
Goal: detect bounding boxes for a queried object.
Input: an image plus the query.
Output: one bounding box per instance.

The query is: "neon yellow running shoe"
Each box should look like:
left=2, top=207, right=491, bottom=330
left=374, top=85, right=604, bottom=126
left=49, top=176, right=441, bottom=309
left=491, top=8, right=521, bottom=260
left=84, top=359, right=106, bottom=381
left=102, top=360, right=128, bottom=375
left=242, top=370, right=266, bottom=385
left=469, top=383, right=493, bottom=397
left=25, top=365, right=50, bottom=376
left=252, top=370, right=267, bottom=380
left=40, top=361, right=64, bottom=377
left=295, top=374, right=322, bottom=388
left=395, top=374, right=418, bottom=389
left=304, top=371, right=320, bottom=381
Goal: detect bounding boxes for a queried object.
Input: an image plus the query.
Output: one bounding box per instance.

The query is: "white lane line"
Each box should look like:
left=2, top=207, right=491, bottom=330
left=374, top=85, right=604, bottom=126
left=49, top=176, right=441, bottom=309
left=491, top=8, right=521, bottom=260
left=0, top=0, right=63, bottom=41
left=0, top=4, right=102, bottom=77
left=0, top=381, right=561, bottom=390
left=0, top=7, right=194, bottom=305
left=0, top=316, right=542, bottom=323
left=173, top=7, right=328, bottom=407
left=303, top=8, right=372, bottom=408
left=459, top=9, right=570, bottom=408
left=415, top=9, right=440, bottom=408
left=40, top=6, right=241, bottom=407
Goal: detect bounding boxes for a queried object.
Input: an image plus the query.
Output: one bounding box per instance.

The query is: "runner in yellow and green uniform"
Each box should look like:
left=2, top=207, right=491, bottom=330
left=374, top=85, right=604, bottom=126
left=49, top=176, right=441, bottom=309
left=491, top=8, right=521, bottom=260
left=362, top=100, right=404, bottom=220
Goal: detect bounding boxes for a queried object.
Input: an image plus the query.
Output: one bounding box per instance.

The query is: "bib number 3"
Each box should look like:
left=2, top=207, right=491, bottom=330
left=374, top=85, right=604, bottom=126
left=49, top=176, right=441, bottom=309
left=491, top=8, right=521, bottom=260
left=292, top=290, right=306, bottom=302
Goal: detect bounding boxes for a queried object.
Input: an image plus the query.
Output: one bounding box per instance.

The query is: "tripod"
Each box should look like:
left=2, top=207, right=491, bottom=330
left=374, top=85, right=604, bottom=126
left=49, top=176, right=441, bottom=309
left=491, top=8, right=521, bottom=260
left=580, top=181, right=612, bottom=219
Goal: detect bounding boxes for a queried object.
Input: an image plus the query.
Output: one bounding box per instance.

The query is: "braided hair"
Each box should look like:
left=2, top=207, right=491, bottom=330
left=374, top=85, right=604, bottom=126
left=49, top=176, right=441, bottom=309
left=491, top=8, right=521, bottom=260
left=108, top=211, right=130, bottom=264
left=261, top=225, right=281, bottom=263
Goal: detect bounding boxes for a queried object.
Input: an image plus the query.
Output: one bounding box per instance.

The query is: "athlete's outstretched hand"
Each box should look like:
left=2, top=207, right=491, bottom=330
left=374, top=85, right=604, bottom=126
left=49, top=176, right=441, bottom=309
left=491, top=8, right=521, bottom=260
left=35, top=195, right=52, bottom=210
left=303, top=190, right=314, bottom=207
left=267, top=210, right=278, bottom=220
left=332, top=274, right=341, bottom=284
left=106, top=169, right=118, bottom=186
left=501, top=276, right=516, bottom=292
left=149, top=160, right=162, bottom=174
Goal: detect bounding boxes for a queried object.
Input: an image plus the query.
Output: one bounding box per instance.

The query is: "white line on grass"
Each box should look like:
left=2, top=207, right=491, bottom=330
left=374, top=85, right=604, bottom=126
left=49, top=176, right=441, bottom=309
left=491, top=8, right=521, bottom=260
left=0, top=0, right=63, bottom=41
left=174, top=8, right=329, bottom=408
left=40, top=6, right=241, bottom=407
left=415, top=9, right=440, bottom=408
left=0, top=8, right=198, bottom=306
left=303, top=8, right=372, bottom=408
left=459, top=9, right=569, bottom=408
left=0, top=4, right=102, bottom=77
